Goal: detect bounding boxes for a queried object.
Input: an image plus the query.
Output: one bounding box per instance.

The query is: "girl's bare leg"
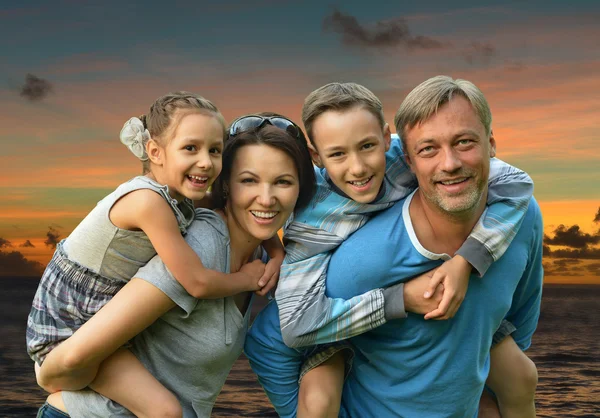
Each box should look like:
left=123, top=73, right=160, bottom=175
left=297, top=351, right=345, bottom=418
left=486, top=336, right=538, bottom=418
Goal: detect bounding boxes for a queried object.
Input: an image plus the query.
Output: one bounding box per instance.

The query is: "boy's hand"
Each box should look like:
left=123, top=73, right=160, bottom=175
left=404, top=269, right=444, bottom=315
left=239, top=259, right=267, bottom=292
left=256, top=253, right=283, bottom=297
left=423, top=255, right=471, bottom=320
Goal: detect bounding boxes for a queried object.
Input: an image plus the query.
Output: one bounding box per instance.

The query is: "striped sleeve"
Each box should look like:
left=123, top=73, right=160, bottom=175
left=276, top=225, right=387, bottom=348
left=456, top=157, right=534, bottom=276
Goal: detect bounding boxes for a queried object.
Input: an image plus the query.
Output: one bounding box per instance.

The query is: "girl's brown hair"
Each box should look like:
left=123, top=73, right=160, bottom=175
left=139, top=91, right=226, bottom=173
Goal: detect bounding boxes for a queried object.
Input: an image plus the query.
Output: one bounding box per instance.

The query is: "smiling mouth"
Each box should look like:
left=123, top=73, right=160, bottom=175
left=250, top=210, right=278, bottom=220
left=187, top=175, right=209, bottom=186
left=347, top=176, right=373, bottom=187
left=437, top=178, right=468, bottom=186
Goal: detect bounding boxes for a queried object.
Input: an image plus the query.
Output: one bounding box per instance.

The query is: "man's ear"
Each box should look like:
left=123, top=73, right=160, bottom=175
left=404, top=152, right=413, bottom=170
left=489, top=130, right=497, bottom=158
left=383, top=123, right=392, bottom=151
left=146, top=138, right=163, bottom=165
left=308, top=142, right=324, bottom=168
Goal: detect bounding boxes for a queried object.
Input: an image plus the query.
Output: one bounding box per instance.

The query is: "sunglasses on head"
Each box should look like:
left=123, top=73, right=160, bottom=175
left=228, top=115, right=302, bottom=139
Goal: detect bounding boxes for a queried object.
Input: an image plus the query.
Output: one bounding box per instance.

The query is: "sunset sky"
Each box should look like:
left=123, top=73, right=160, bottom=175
left=1, top=0, right=599, bottom=283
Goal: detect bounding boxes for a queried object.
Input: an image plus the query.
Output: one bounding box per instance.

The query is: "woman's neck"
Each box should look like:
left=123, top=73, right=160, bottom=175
left=220, top=210, right=262, bottom=273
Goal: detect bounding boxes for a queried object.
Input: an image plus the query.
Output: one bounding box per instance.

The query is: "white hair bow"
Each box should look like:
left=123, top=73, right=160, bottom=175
left=120, top=117, right=150, bottom=161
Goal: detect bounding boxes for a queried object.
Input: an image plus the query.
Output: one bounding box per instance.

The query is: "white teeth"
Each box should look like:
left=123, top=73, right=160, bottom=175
left=251, top=211, right=277, bottom=219
left=188, top=175, right=208, bottom=181
left=349, top=177, right=371, bottom=187
left=440, top=179, right=465, bottom=185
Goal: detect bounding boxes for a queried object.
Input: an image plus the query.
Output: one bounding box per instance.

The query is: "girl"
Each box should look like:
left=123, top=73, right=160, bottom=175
left=35, top=115, right=316, bottom=417
left=29, top=93, right=282, bottom=417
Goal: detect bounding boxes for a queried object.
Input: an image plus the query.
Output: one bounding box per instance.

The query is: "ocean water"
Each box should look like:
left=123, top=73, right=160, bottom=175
left=0, top=278, right=598, bottom=417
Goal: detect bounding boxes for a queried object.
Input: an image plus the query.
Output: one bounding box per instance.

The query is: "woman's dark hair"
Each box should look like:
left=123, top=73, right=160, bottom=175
left=212, top=113, right=316, bottom=211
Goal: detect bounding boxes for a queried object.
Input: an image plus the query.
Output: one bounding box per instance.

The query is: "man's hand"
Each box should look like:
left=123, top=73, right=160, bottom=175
left=404, top=269, right=444, bottom=315
left=423, top=255, right=471, bottom=320
left=239, top=259, right=267, bottom=292
left=256, top=253, right=283, bottom=297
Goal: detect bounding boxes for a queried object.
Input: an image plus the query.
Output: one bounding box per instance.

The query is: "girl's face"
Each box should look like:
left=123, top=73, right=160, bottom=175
left=161, top=112, right=224, bottom=201
left=227, top=144, right=299, bottom=243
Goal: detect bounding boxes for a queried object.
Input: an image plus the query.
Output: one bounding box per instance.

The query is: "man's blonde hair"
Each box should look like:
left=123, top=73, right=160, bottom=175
left=394, top=76, right=492, bottom=150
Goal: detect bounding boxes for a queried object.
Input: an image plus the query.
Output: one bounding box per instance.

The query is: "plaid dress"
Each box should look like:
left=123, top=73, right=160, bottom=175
left=26, top=176, right=195, bottom=364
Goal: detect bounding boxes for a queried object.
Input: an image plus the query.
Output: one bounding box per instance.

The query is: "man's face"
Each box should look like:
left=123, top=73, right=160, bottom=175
left=403, top=96, right=496, bottom=216
left=310, top=106, right=391, bottom=203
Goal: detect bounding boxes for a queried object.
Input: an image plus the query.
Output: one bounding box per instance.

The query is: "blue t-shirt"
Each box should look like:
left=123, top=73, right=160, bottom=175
left=325, top=192, right=544, bottom=418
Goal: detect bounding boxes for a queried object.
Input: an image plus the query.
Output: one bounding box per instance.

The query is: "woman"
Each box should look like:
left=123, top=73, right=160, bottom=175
left=35, top=114, right=316, bottom=418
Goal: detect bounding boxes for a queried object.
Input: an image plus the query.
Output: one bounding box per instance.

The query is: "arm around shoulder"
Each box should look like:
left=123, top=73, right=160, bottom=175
left=133, top=192, right=261, bottom=298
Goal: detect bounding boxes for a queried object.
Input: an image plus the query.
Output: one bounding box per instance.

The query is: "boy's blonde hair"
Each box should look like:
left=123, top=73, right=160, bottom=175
left=302, top=82, right=385, bottom=147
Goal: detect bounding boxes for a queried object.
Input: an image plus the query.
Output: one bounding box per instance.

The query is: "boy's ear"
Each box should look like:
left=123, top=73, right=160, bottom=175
left=383, top=123, right=392, bottom=151
left=146, top=138, right=163, bottom=165
left=308, top=142, right=324, bottom=168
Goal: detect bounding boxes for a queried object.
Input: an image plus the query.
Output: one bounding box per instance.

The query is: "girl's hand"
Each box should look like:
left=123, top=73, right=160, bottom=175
left=256, top=254, right=283, bottom=297
left=423, top=255, right=472, bottom=320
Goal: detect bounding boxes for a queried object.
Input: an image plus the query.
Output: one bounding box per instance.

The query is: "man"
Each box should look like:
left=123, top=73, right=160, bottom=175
left=323, top=76, right=543, bottom=417
left=245, top=77, right=540, bottom=417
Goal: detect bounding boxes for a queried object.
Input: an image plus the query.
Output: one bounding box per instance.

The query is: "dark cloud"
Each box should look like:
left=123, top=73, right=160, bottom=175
left=322, top=8, right=449, bottom=51
left=504, top=60, right=526, bottom=73
left=543, top=244, right=551, bottom=256
left=594, top=207, right=600, bottom=223
left=20, top=240, right=35, bottom=248
left=546, top=247, right=600, bottom=260
left=553, top=259, right=582, bottom=267
left=0, top=250, right=44, bottom=277
left=585, top=263, right=600, bottom=275
left=44, top=227, right=61, bottom=249
left=20, top=73, right=53, bottom=101
left=544, top=224, right=600, bottom=248
left=462, top=42, right=496, bottom=66
left=0, top=238, right=13, bottom=248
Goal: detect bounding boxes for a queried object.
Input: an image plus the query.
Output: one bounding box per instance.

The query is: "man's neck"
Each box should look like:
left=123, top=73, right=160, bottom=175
left=408, top=190, right=487, bottom=255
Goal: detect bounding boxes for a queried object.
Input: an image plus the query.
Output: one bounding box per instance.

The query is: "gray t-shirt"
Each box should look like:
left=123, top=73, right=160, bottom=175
left=62, top=208, right=255, bottom=417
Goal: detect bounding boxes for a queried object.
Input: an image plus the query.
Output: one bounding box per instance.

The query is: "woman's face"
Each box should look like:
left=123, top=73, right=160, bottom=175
left=227, top=144, right=299, bottom=242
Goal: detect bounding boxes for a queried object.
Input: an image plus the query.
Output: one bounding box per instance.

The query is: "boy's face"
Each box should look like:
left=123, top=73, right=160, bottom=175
left=310, top=106, right=391, bottom=203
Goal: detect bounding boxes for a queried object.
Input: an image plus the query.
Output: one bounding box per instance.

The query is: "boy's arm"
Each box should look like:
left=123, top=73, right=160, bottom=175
left=456, top=157, right=534, bottom=276
left=276, top=223, right=406, bottom=348
left=386, top=136, right=534, bottom=277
